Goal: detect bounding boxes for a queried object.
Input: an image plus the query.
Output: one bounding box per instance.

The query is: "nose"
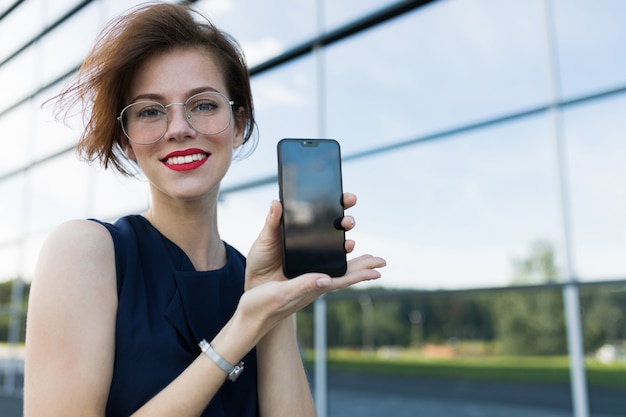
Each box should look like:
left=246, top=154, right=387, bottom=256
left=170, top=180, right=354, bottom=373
left=165, top=103, right=195, bottom=140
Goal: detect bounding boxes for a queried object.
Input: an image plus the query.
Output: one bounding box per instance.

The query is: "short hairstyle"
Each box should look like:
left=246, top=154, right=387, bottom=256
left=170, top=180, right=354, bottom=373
left=53, top=2, right=256, bottom=176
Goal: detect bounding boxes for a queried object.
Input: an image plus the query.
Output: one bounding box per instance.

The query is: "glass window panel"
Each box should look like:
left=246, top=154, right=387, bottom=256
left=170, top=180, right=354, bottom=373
left=0, top=174, right=24, bottom=244
left=0, top=47, right=37, bottom=110
left=565, top=95, right=626, bottom=281
left=42, top=0, right=89, bottom=26
left=218, top=184, right=278, bottom=255
left=0, top=103, right=31, bottom=176
left=99, top=0, right=173, bottom=23
left=223, top=58, right=316, bottom=188
left=343, top=116, right=563, bottom=289
left=553, top=0, right=626, bottom=99
left=39, top=3, right=101, bottom=87
left=194, top=0, right=316, bottom=67
left=324, top=0, right=402, bottom=29
left=0, top=0, right=12, bottom=14
left=90, top=167, right=151, bottom=221
left=324, top=0, right=551, bottom=156
left=0, top=0, right=43, bottom=62
left=21, top=232, right=47, bottom=281
left=0, top=245, right=19, bottom=282
left=32, top=84, right=79, bottom=160
left=25, top=152, right=92, bottom=234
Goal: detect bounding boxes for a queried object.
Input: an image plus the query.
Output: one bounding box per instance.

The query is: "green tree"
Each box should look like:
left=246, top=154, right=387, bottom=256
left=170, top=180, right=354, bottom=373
left=0, top=278, right=30, bottom=343
left=511, top=240, right=559, bottom=284
left=492, top=241, right=566, bottom=355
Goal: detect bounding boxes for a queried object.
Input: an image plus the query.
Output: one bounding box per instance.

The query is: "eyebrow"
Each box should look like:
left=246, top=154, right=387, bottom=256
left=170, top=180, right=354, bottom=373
left=129, top=86, right=221, bottom=103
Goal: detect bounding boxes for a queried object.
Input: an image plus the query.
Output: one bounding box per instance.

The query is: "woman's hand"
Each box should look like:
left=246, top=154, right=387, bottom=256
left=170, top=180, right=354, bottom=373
left=241, top=254, right=385, bottom=337
left=244, top=193, right=359, bottom=291
left=242, top=192, right=386, bottom=334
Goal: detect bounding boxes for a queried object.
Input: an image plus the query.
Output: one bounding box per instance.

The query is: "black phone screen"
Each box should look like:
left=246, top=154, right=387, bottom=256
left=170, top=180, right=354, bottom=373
left=277, top=138, right=347, bottom=278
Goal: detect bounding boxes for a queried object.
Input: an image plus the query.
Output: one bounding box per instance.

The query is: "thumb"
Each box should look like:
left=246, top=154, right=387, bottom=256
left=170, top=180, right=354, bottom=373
left=263, top=200, right=282, bottom=237
left=251, top=200, right=282, bottom=248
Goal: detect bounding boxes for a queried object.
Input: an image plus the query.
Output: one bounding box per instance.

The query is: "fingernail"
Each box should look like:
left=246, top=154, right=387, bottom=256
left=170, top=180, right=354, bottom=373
left=316, top=277, right=332, bottom=288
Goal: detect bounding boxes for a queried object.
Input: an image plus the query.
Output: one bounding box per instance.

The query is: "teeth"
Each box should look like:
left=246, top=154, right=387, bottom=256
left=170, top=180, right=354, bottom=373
left=165, top=153, right=207, bottom=165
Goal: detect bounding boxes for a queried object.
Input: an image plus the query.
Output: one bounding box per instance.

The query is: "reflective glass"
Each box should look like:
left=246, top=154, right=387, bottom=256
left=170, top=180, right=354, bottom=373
left=0, top=0, right=42, bottom=62
left=343, top=115, right=561, bottom=289
left=553, top=0, right=626, bottom=98
left=0, top=104, right=31, bottom=176
left=0, top=48, right=37, bottom=111
left=564, top=95, right=626, bottom=281
left=224, top=58, right=316, bottom=187
left=194, top=0, right=316, bottom=67
left=90, top=167, right=150, bottom=221
left=43, top=0, right=90, bottom=26
left=324, top=0, right=403, bottom=30
left=0, top=245, right=19, bottom=282
left=33, top=83, right=82, bottom=160
left=0, top=175, right=25, bottom=244
left=324, top=0, right=550, bottom=155
left=25, top=153, right=92, bottom=235
left=39, top=3, right=101, bottom=87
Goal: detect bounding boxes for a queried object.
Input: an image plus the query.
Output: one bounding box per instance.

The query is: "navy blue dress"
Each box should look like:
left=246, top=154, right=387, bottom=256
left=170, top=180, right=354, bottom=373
left=92, top=215, right=258, bottom=417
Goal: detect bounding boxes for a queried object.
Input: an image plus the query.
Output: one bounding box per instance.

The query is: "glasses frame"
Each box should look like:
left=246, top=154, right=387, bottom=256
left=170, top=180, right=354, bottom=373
left=117, top=91, right=235, bottom=145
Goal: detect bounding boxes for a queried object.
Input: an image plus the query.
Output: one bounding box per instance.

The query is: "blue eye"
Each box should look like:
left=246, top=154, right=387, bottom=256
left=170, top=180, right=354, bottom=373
left=139, top=108, right=164, bottom=118
left=131, top=103, right=166, bottom=120
left=191, top=99, right=219, bottom=113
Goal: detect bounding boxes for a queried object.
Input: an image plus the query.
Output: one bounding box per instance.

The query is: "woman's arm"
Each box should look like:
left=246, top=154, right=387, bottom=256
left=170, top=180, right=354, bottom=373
left=24, top=220, right=253, bottom=417
left=24, top=220, right=118, bottom=417
left=246, top=196, right=386, bottom=417
left=256, top=315, right=315, bottom=417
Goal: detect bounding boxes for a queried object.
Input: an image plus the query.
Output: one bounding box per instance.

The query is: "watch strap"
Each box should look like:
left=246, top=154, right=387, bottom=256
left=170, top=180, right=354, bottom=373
left=198, top=339, right=244, bottom=382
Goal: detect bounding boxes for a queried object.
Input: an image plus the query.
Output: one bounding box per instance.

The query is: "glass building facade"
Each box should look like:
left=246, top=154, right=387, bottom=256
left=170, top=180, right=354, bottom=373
left=1, top=1, right=625, bottom=416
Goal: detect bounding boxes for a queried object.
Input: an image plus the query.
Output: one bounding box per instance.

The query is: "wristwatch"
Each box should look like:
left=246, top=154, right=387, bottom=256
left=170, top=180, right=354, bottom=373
left=198, top=339, right=244, bottom=382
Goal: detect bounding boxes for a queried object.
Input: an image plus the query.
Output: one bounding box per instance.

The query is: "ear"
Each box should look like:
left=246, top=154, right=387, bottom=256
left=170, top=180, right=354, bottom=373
left=122, top=138, right=137, bottom=161
left=232, top=107, right=245, bottom=149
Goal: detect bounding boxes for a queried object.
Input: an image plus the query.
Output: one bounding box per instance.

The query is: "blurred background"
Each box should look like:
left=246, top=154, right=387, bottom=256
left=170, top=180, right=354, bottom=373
left=1, top=0, right=625, bottom=416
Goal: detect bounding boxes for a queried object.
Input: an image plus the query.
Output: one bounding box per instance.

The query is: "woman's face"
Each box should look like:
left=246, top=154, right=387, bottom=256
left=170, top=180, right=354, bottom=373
left=123, top=47, right=243, bottom=204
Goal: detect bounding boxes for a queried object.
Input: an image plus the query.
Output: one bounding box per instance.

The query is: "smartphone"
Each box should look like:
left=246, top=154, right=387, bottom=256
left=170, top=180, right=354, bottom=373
left=277, top=138, right=347, bottom=278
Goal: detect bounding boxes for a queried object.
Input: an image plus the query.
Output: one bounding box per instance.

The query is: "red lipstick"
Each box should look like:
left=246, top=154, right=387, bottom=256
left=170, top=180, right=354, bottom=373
left=162, top=148, right=210, bottom=172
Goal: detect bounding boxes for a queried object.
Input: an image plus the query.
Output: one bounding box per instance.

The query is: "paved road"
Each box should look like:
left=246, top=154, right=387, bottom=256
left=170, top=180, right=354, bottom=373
left=324, top=372, right=624, bottom=417
left=2, top=370, right=624, bottom=416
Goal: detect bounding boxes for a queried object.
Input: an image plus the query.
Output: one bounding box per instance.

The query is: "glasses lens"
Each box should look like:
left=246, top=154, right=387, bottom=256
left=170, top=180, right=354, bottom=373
left=120, top=101, right=167, bottom=144
left=118, top=92, right=233, bottom=144
left=186, top=92, right=232, bottom=135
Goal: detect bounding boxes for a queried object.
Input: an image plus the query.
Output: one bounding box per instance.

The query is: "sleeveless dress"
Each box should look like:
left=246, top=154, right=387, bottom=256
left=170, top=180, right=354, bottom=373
left=91, top=215, right=258, bottom=417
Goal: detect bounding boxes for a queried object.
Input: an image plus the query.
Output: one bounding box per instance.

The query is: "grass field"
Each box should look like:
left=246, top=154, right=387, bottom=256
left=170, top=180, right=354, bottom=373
left=304, top=348, right=626, bottom=388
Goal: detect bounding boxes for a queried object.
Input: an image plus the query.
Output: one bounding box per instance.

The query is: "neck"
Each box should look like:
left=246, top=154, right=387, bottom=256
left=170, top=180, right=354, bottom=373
left=144, top=196, right=225, bottom=271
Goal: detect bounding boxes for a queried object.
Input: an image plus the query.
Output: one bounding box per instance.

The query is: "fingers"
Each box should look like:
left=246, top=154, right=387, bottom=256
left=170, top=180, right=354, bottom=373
left=344, top=239, right=355, bottom=254
left=244, top=200, right=285, bottom=289
left=317, top=254, right=386, bottom=290
left=239, top=254, right=386, bottom=336
left=257, top=200, right=283, bottom=246
left=342, top=192, right=357, bottom=210
left=267, top=200, right=282, bottom=229
left=273, top=254, right=386, bottom=297
left=341, top=215, right=355, bottom=231
left=341, top=193, right=356, bottom=232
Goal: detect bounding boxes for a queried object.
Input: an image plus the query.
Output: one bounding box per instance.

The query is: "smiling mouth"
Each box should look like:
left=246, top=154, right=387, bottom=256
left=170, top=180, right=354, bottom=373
left=163, top=153, right=208, bottom=165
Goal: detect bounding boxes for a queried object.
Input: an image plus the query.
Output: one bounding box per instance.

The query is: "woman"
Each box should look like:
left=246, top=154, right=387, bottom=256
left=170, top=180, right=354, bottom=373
left=24, top=3, right=385, bottom=417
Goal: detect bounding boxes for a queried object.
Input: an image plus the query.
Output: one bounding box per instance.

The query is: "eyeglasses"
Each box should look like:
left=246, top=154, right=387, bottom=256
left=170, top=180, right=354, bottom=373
left=117, top=91, right=235, bottom=145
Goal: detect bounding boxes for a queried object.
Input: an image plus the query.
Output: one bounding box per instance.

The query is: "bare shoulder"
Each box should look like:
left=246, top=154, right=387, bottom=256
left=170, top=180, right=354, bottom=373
left=32, top=219, right=116, bottom=296
left=41, top=219, right=113, bottom=256
left=25, top=219, right=117, bottom=416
